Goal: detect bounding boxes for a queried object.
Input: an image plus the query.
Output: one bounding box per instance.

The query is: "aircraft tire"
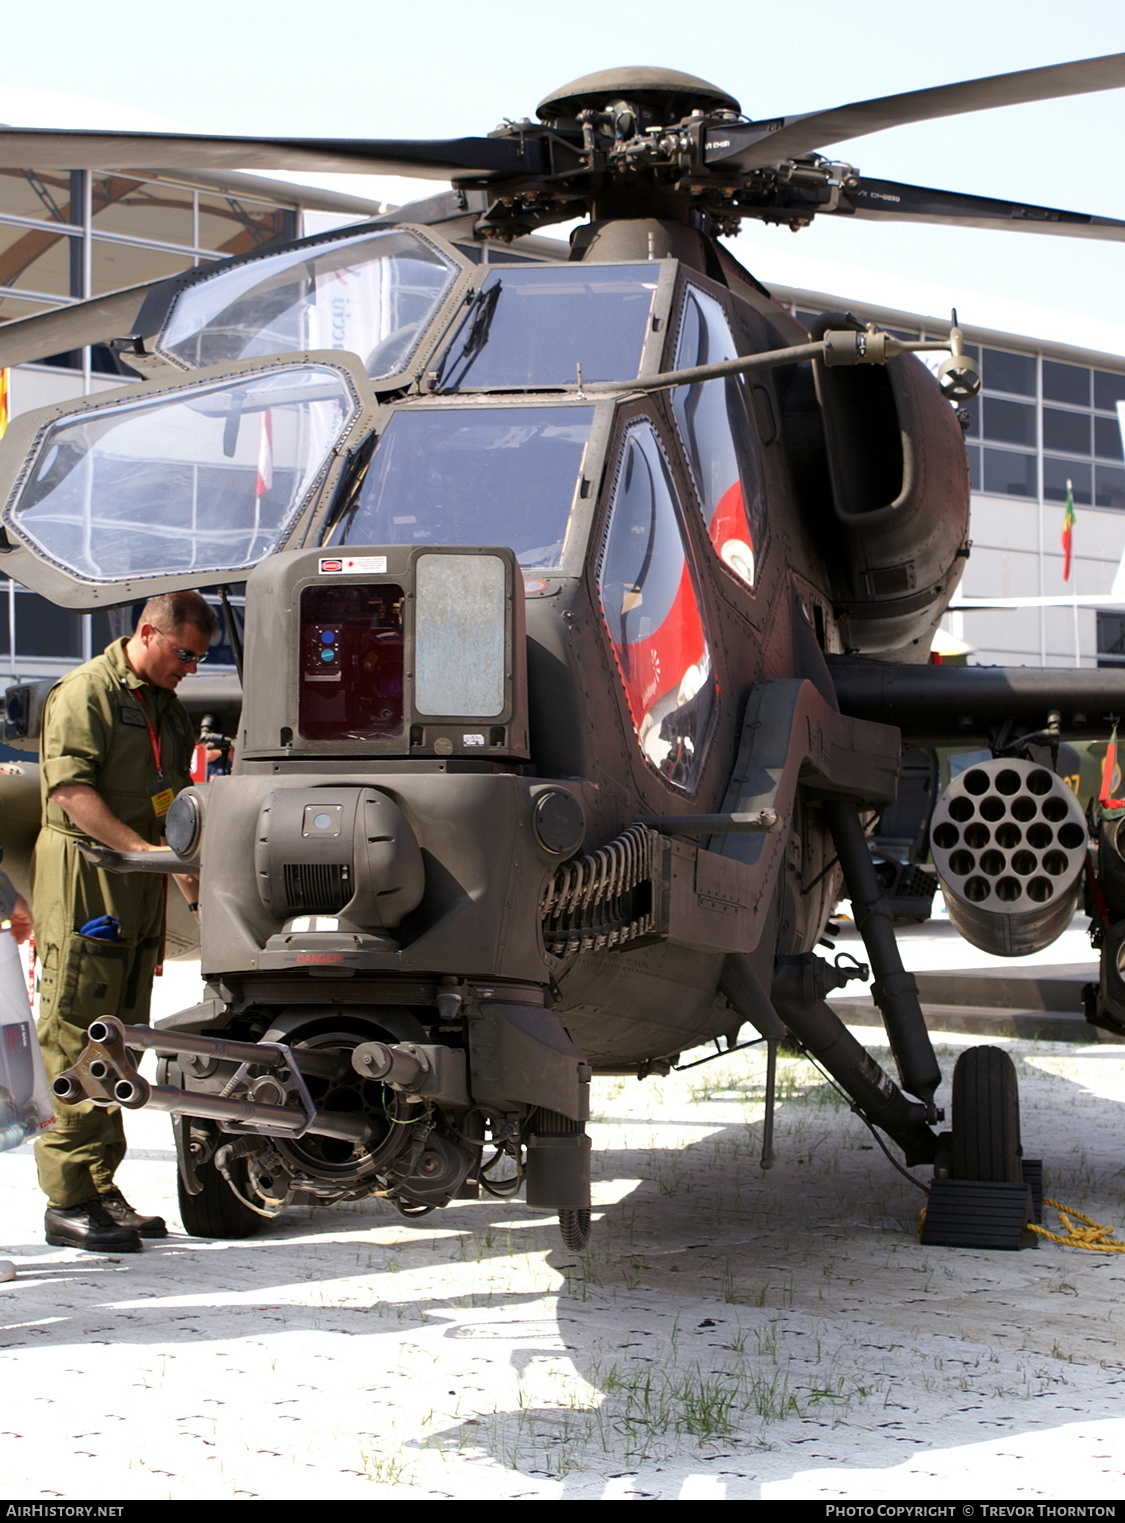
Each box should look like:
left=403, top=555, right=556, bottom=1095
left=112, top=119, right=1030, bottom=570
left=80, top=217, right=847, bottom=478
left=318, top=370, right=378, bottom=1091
left=558, top=1208, right=591, bottom=1251
left=177, top=1152, right=266, bottom=1240
left=948, top=1045, right=1022, bottom=1183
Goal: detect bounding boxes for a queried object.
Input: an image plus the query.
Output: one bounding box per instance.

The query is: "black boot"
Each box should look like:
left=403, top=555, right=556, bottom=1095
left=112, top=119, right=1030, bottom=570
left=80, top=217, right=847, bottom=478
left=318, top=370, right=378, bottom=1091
left=98, top=1189, right=167, bottom=1239
left=45, top=1198, right=143, bottom=1253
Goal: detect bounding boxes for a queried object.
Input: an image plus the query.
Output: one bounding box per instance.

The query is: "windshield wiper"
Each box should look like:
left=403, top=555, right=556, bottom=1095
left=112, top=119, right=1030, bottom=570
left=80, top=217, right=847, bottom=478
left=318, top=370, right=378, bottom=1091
left=435, top=280, right=502, bottom=391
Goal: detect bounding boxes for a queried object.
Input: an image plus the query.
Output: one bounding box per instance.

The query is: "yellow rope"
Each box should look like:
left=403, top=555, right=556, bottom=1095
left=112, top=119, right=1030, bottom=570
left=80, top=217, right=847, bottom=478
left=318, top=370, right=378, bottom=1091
left=1028, top=1198, right=1125, bottom=1252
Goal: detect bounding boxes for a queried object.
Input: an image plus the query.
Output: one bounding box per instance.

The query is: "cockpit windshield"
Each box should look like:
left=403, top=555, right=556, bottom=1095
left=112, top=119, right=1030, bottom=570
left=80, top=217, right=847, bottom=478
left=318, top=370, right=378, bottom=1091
left=157, top=227, right=459, bottom=380
left=435, top=265, right=658, bottom=390
left=332, top=405, right=592, bottom=570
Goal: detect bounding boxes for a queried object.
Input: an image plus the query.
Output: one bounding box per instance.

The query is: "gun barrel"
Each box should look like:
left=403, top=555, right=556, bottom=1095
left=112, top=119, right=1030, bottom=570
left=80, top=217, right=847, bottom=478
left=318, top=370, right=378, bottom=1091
left=53, top=1016, right=371, bottom=1144
left=111, top=1078, right=372, bottom=1144
left=86, top=1018, right=344, bottom=1079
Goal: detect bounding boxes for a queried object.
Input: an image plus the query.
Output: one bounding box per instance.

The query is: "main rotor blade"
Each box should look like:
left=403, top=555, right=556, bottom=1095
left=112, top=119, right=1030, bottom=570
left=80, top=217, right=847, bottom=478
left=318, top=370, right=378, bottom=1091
left=0, top=281, right=162, bottom=368
left=0, top=128, right=544, bottom=180
left=833, top=176, right=1125, bottom=241
left=706, top=52, right=1125, bottom=170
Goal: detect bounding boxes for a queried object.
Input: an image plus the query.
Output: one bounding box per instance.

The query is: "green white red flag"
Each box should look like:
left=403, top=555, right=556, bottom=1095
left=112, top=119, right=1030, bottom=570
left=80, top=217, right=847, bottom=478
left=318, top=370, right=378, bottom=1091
left=1061, top=478, right=1075, bottom=581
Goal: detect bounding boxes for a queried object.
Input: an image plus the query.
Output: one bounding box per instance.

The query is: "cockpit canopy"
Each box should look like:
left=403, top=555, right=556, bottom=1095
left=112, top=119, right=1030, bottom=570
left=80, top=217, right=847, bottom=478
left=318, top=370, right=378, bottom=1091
left=0, top=230, right=764, bottom=628
left=154, top=226, right=461, bottom=382
left=4, top=360, right=363, bottom=591
left=332, top=404, right=593, bottom=571
left=434, top=264, right=660, bottom=391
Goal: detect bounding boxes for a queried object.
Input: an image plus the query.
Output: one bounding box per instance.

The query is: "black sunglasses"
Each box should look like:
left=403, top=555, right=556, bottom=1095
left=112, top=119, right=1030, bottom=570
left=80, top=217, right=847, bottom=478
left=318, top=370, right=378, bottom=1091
left=154, top=626, right=210, bottom=665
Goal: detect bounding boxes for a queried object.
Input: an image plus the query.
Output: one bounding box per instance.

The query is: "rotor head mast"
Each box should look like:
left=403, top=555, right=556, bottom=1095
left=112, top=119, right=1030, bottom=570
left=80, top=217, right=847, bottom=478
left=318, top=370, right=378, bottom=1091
left=472, top=65, right=834, bottom=240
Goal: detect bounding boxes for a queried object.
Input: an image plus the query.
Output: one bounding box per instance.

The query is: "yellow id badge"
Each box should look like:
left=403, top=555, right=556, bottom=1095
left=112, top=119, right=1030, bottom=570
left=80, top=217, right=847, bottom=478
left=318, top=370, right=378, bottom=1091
left=148, top=775, right=174, bottom=818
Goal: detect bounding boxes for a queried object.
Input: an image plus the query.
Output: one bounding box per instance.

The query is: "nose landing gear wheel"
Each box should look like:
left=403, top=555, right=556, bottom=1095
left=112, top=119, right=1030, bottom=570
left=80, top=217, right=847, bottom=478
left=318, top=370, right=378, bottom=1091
left=558, top=1208, right=591, bottom=1251
left=178, top=1148, right=266, bottom=1240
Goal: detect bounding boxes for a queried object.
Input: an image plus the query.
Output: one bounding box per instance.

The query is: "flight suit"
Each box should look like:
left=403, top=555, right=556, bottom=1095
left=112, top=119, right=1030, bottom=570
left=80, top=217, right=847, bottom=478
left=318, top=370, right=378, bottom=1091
left=33, top=638, right=196, bottom=1209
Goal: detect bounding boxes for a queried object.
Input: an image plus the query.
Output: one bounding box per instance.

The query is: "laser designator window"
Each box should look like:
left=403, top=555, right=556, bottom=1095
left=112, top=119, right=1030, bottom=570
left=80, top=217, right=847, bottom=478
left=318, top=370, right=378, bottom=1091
left=6, top=363, right=358, bottom=583
left=157, top=228, right=458, bottom=378
left=671, top=284, right=767, bottom=590
left=416, top=554, right=506, bottom=717
left=598, top=422, right=715, bottom=790
left=335, top=405, right=592, bottom=570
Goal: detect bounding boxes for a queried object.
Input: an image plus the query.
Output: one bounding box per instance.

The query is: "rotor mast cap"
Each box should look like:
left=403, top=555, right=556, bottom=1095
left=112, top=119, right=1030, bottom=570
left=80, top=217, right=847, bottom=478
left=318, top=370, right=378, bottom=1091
left=537, top=68, right=740, bottom=127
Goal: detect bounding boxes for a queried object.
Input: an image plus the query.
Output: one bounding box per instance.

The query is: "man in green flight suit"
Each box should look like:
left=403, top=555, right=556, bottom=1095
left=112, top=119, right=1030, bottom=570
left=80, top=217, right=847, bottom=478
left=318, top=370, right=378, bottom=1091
left=34, top=590, right=218, bottom=1252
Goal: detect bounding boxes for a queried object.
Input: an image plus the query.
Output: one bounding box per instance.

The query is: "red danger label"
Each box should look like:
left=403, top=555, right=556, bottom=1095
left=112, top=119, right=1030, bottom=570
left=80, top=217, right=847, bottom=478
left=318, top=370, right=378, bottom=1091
left=296, top=951, right=343, bottom=965
left=319, top=558, right=344, bottom=574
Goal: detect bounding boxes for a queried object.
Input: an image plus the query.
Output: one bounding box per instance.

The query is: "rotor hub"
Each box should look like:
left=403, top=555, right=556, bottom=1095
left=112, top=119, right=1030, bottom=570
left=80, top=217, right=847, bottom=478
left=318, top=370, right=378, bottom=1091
left=537, top=67, right=740, bottom=129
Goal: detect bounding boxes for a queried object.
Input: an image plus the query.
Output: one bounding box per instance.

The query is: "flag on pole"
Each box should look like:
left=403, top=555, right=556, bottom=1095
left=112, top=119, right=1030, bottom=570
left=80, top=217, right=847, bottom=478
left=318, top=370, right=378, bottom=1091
left=255, top=409, right=273, bottom=499
left=1061, top=477, right=1075, bottom=581
left=0, top=369, right=9, bottom=440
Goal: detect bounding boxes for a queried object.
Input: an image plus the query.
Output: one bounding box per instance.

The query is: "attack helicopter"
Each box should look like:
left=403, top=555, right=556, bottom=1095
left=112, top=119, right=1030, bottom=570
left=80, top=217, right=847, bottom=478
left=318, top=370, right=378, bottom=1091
left=1, top=55, right=1125, bottom=1252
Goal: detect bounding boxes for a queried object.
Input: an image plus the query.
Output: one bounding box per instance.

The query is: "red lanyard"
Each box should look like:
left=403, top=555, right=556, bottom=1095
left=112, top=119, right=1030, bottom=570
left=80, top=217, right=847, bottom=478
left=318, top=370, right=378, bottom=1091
left=135, top=689, right=163, bottom=773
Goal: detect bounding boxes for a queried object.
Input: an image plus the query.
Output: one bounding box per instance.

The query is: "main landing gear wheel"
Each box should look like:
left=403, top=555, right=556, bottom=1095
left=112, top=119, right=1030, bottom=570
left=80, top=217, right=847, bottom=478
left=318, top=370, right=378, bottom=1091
left=948, top=1045, right=1022, bottom=1183
left=924, top=1044, right=1036, bottom=1249
left=178, top=1148, right=265, bottom=1240
left=558, top=1208, right=591, bottom=1251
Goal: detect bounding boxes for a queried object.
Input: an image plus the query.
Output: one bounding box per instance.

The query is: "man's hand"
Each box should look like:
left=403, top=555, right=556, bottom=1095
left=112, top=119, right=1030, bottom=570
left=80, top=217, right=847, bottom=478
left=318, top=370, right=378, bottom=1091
left=7, top=894, right=32, bottom=944
left=52, top=785, right=200, bottom=913
left=50, top=783, right=163, bottom=854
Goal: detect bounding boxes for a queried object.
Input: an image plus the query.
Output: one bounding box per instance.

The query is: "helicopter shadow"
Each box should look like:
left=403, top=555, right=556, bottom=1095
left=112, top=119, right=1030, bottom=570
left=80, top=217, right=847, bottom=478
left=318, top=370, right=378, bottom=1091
left=409, top=1033, right=1125, bottom=1490
left=3, top=1033, right=1125, bottom=1496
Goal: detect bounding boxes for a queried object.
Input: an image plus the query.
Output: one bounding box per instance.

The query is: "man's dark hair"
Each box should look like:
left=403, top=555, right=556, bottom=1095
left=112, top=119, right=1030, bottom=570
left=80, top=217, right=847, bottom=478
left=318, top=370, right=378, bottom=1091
left=138, top=591, right=219, bottom=641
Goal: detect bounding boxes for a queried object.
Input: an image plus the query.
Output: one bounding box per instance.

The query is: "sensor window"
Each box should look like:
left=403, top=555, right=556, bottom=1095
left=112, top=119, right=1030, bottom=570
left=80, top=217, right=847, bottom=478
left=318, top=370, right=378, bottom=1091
left=415, top=554, right=506, bottom=718
left=298, top=583, right=405, bottom=741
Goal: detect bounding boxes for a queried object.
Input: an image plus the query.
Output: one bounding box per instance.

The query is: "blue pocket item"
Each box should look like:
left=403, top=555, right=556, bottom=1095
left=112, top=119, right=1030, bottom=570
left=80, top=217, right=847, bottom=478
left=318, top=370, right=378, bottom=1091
left=78, top=914, right=122, bottom=942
